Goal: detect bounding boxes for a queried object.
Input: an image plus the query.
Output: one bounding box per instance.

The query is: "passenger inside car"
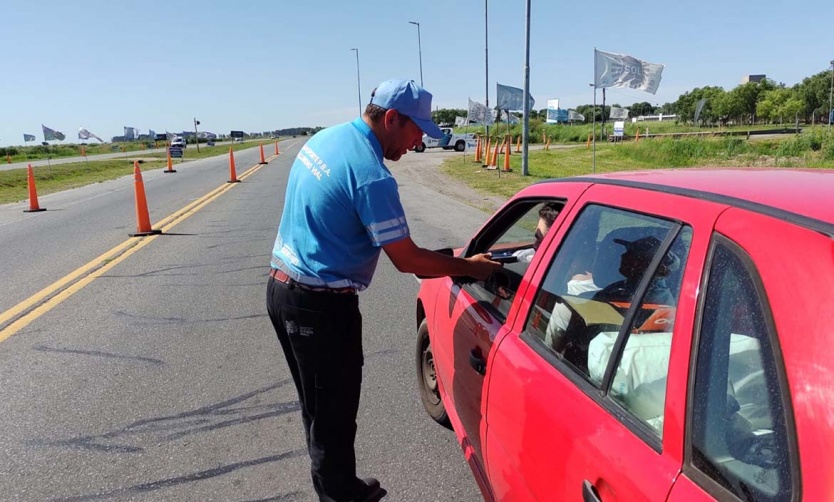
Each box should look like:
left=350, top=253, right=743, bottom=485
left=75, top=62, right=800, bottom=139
left=593, top=235, right=678, bottom=306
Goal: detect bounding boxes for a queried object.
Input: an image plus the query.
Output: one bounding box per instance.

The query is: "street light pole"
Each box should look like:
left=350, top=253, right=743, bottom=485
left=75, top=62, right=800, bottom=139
left=409, top=21, right=423, bottom=87
left=484, top=0, right=490, bottom=149
left=351, top=48, right=362, bottom=117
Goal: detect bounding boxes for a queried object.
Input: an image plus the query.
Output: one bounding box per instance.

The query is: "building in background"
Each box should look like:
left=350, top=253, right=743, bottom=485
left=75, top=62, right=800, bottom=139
left=742, top=74, right=766, bottom=84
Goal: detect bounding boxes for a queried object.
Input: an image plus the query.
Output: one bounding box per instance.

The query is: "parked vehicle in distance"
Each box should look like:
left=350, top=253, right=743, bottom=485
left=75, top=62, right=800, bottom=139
left=170, top=137, right=186, bottom=148
left=233, top=137, right=243, bottom=142
left=414, top=127, right=476, bottom=153
left=415, top=168, right=834, bottom=501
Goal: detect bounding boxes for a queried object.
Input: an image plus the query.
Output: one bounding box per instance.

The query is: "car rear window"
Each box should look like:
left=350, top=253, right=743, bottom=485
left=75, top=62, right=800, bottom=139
left=687, top=235, right=795, bottom=501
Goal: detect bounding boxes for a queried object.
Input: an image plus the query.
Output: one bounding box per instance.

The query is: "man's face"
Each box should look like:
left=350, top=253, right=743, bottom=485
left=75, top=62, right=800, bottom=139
left=532, top=218, right=551, bottom=250
left=382, top=109, right=423, bottom=161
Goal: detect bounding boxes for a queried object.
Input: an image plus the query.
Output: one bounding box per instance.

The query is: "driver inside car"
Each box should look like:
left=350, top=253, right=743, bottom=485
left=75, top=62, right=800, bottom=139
left=493, top=203, right=562, bottom=301
left=592, top=235, right=678, bottom=306
left=511, top=202, right=561, bottom=263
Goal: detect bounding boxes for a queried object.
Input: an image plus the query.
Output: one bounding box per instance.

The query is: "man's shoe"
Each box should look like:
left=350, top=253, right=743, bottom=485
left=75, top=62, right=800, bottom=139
left=352, top=477, right=386, bottom=502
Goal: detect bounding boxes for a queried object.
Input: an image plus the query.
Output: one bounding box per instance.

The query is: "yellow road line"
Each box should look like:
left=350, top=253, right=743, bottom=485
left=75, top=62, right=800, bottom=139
left=0, top=157, right=275, bottom=344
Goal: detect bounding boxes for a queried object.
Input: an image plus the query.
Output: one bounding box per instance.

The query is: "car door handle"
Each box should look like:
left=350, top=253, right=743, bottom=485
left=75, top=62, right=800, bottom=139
left=582, top=480, right=601, bottom=502
left=469, top=349, right=486, bottom=376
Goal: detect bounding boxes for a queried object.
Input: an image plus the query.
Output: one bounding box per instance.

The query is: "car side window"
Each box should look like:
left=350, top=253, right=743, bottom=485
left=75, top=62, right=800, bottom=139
left=524, top=204, right=679, bottom=383
left=688, top=236, right=794, bottom=501
left=603, top=227, right=692, bottom=439
left=464, top=200, right=565, bottom=321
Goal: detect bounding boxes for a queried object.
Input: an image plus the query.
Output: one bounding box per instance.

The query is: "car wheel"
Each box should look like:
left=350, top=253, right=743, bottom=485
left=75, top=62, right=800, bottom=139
left=415, top=143, right=426, bottom=153
left=455, top=140, right=465, bottom=152
left=416, top=319, right=450, bottom=428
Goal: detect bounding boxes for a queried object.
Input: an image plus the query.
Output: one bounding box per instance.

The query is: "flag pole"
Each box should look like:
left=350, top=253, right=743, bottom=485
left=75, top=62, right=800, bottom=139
left=463, top=103, right=471, bottom=163
left=521, top=0, right=531, bottom=176
left=592, top=86, right=597, bottom=174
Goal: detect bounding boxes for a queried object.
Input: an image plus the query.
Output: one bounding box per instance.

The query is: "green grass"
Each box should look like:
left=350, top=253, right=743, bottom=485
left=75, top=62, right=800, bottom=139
left=0, top=141, right=273, bottom=204
left=456, top=120, right=810, bottom=145
left=442, top=134, right=834, bottom=200
left=0, top=159, right=165, bottom=205
left=0, top=138, right=279, bottom=164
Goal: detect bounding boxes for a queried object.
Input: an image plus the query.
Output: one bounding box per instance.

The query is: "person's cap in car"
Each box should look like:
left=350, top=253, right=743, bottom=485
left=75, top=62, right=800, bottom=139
left=369, top=79, right=443, bottom=139
left=614, top=236, right=680, bottom=270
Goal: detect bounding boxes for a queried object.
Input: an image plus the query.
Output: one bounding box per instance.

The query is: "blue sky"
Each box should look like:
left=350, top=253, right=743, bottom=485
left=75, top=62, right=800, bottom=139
left=1, top=0, right=832, bottom=146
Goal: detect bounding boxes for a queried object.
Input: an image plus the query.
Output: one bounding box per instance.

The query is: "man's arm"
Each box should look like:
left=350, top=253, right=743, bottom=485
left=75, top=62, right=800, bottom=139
left=382, top=236, right=501, bottom=281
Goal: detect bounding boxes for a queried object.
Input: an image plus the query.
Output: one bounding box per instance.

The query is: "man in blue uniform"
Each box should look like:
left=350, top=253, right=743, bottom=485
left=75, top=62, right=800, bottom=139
left=266, top=79, right=501, bottom=502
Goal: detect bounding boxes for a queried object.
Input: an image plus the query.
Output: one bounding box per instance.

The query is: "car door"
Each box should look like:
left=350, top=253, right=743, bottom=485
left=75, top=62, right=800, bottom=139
left=483, top=184, right=727, bottom=501
left=667, top=208, right=816, bottom=502
left=430, top=187, right=586, bottom=496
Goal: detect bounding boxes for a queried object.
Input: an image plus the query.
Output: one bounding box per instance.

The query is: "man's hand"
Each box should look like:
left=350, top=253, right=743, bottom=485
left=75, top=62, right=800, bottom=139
left=465, top=253, right=503, bottom=281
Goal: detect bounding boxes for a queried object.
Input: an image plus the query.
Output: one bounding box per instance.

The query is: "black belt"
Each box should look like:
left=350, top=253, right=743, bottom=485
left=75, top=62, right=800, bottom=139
left=269, top=268, right=356, bottom=294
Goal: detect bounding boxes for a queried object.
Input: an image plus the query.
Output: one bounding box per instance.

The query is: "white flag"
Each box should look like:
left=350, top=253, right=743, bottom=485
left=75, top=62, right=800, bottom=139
left=496, top=83, right=535, bottom=111
left=467, top=98, right=494, bottom=125
left=454, top=116, right=467, bottom=127
left=42, top=124, right=65, bottom=141
left=568, top=110, right=585, bottom=122
left=610, top=107, right=630, bottom=119
left=594, top=49, right=664, bottom=95
left=78, top=127, right=104, bottom=142
left=693, top=98, right=708, bottom=123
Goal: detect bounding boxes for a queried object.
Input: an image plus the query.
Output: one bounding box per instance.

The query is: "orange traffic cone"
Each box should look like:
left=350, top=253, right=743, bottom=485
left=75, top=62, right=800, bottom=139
left=129, top=161, right=161, bottom=237
left=586, top=132, right=592, bottom=149
left=491, top=140, right=500, bottom=167
left=503, top=139, right=512, bottom=172
left=474, top=137, right=481, bottom=163
left=164, top=148, right=176, bottom=173
left=81, top=145, right=86, bottom=157
left=274, top=141, right=279, bottom=156
left=483, top=138, right=491, bottom=167
left=635, top=128, right=640, bottom=143
left=259, top=144, right=267, bottom=165
left=505, top=135, right=511, bottom=156
left=228, top=148, right=240, bottom=183
left=515, top=135, right=521, bottom=153
left=23, top=164, right=46, bottom=213
left=6, top=153, right=11, bottom=164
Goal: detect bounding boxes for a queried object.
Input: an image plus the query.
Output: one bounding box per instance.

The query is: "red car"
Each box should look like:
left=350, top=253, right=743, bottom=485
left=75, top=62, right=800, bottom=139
left=415, top=168, right=834, bottom=501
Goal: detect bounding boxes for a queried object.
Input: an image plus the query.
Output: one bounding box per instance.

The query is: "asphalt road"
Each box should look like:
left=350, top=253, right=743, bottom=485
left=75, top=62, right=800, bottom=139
left=0, top=141, right=490, bottom=501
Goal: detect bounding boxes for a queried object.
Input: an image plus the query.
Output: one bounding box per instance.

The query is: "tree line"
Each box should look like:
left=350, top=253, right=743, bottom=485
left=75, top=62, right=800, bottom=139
left=434, top=69, right=833, bottom=127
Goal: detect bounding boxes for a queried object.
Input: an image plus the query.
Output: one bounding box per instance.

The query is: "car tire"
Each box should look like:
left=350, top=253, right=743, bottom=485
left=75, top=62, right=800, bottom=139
left=454, top=140, right=465, bottom=152
left=416, top=319, right=451, bottom=428
left=415, top=143, right=426, bottom=153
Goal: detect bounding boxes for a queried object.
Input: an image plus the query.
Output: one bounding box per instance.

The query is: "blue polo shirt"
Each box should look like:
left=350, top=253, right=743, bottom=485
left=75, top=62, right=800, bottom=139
left=270, top=118, right=409, bottom=290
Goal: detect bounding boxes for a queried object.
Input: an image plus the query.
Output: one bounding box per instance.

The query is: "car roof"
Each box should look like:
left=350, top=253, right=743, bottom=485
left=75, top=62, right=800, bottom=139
left=563, top=168, right=834, bottom=227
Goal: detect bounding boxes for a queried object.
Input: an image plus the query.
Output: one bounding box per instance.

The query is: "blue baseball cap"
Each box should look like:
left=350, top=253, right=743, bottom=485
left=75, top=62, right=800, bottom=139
left=369, top=79, right=443, bottom=138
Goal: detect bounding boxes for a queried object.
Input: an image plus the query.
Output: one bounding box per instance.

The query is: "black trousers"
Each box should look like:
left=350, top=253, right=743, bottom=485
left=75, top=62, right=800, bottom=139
left=266, top=276, right=364, bottom=502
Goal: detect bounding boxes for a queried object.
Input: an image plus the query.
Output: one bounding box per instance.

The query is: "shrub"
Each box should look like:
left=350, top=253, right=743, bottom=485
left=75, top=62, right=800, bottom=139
left=822, top=138, right=834, bottom=161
